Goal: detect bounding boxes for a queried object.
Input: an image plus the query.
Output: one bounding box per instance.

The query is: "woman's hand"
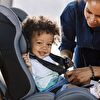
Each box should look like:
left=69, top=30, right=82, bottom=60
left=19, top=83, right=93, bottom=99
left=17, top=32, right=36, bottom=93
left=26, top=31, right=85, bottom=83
left=64, top=67, right=92, bottom=86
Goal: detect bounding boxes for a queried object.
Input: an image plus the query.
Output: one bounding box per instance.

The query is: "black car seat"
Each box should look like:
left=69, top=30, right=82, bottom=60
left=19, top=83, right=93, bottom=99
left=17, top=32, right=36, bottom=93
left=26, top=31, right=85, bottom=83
left=0, top=5, right=55, bottom=100
left=0, top=5, right=98, bottom=100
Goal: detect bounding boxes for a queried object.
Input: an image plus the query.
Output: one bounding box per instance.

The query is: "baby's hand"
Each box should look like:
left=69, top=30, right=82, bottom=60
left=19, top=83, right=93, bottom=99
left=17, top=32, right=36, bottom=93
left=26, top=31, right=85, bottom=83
left=22, top=53, right=32, bottom=68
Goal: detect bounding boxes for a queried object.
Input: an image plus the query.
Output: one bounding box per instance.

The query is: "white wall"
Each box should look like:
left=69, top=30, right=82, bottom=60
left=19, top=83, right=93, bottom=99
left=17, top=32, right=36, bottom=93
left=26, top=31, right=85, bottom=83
left=13, top=0, right=73, bottom=23
left=0, top=0, right=13, bottom=7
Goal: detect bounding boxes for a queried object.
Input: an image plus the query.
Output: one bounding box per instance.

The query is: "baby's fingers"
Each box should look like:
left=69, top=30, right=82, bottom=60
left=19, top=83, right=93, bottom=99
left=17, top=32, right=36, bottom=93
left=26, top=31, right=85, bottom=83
left=22, top=53, right=32, bottom=67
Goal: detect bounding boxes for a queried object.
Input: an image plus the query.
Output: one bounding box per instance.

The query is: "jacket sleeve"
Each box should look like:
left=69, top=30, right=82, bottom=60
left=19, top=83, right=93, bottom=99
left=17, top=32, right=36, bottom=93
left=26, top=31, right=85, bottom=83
left=59, top=1, right=78, bottom=52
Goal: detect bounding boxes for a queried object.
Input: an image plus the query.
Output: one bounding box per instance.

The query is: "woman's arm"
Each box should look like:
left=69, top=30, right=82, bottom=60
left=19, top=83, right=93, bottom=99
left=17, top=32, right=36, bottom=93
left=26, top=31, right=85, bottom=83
left=60, top=49, right=73, bottom=59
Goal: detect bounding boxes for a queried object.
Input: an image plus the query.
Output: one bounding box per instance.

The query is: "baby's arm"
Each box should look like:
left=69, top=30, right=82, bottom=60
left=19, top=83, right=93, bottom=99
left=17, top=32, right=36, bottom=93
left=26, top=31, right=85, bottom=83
left=22, top=52, right=32, bottom=72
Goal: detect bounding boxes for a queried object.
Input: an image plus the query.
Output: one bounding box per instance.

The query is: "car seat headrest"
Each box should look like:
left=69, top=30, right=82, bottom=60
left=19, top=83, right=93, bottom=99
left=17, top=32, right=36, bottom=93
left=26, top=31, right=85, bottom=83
left=11, top=7, right=28, bottom=22
left=11, top=7, right=28, bottom=54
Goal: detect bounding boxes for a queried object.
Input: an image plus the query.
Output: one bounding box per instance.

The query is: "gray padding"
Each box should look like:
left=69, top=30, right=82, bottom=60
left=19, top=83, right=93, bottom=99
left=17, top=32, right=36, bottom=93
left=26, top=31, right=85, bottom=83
left=0, top=80, right=6, bottom=96
left=19, top=35, right=27, bottom=53
left=56, top=87, right=97, bottom=100
left=0, top=5, right=36, bottom=99
left=25, top=93, right=55, bottom=100
left=11, top=7, right=28, bottom=22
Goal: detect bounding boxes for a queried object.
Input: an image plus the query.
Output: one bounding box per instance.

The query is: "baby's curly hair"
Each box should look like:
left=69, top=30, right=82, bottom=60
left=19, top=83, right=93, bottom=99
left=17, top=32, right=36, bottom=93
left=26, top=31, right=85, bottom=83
left=22, top=16, right=59, bottom=43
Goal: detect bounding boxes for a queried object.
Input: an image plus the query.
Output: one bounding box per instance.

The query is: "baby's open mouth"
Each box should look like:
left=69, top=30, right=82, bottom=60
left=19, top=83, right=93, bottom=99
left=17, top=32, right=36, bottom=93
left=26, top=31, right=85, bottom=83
left=38, top=51, right=48, bottom=57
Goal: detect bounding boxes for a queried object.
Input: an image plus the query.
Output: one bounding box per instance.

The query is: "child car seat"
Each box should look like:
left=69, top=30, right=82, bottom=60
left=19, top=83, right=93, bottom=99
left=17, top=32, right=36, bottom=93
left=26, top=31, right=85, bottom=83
left=55, top=87, right=97, bottom=100
left=0, top=5, right=55, bottom=100
left=0, top=5, right=98, bottom=100
left=0, top=80, right=7, bottom=100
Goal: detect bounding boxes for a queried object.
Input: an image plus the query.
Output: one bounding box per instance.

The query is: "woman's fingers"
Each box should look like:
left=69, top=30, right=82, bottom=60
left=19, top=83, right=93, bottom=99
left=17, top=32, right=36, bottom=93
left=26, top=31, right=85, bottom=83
left=64, top=70, right=73, bottom=78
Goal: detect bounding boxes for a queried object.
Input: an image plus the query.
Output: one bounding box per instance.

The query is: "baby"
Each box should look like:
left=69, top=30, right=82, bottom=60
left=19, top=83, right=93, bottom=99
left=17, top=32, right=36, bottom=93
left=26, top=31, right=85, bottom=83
left=22, top=16, right=73, bottom=93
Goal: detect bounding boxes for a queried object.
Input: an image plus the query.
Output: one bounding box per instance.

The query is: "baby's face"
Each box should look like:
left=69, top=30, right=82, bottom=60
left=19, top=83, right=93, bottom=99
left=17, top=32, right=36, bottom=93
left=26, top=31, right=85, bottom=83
left=31, top=32, right=54, bottom=58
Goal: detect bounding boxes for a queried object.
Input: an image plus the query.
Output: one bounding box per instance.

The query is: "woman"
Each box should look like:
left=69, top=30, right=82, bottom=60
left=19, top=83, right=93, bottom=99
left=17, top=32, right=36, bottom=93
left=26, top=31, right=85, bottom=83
left=60, top=0, right=100, bottom=85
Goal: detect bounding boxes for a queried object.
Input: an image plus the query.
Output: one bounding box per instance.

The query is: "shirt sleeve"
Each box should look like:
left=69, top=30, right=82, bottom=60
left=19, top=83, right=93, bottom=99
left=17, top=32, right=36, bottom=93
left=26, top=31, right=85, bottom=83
left=59, top=1, right=78, bottom=52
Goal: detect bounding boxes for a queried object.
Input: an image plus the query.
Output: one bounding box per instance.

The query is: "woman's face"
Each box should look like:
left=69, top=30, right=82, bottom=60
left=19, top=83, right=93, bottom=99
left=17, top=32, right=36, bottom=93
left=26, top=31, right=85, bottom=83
left=84, top=0, right=100, bottom=28
left=31, top=32, right=54, bottom=58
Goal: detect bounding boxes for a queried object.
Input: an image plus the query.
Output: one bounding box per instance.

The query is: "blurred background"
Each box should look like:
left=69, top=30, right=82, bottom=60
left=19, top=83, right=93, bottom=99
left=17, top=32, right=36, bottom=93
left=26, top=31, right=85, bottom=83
left=13, top=0, right=73, bottom=23
left=0, top=0, right=73, bottom=22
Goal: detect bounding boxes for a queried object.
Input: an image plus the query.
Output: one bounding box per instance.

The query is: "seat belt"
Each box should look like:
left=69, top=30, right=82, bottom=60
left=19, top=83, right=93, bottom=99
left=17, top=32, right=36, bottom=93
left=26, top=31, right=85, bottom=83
left=29, top=53, right=68, bottom=75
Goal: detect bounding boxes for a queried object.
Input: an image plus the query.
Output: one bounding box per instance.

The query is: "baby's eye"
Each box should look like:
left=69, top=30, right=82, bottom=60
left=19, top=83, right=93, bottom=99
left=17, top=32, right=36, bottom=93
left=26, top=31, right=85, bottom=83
left=96, top=15, right=100, bottom=18
left=36, top=41, right=42, bottom=44
left=47, top=43, right=52, bottom=47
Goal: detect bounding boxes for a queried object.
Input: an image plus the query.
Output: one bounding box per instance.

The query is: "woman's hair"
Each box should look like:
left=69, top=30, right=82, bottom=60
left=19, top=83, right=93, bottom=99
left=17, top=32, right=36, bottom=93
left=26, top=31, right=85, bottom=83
left=22, top=16, right=59, bottom=43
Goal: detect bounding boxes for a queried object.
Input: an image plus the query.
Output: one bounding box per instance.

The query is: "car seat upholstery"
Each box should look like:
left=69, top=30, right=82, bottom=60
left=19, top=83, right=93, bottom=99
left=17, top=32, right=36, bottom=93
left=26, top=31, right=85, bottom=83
left=0, top=80, right=7, bottom=99
left=11, top=7, right=28, bottom=22
left=0, top=5, right=98, bottom=100
left=0, top=5, right=33, bottom=99
left=55, top=87, right=97, bottom=100
left=0, top=5, right=55, bottom=100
